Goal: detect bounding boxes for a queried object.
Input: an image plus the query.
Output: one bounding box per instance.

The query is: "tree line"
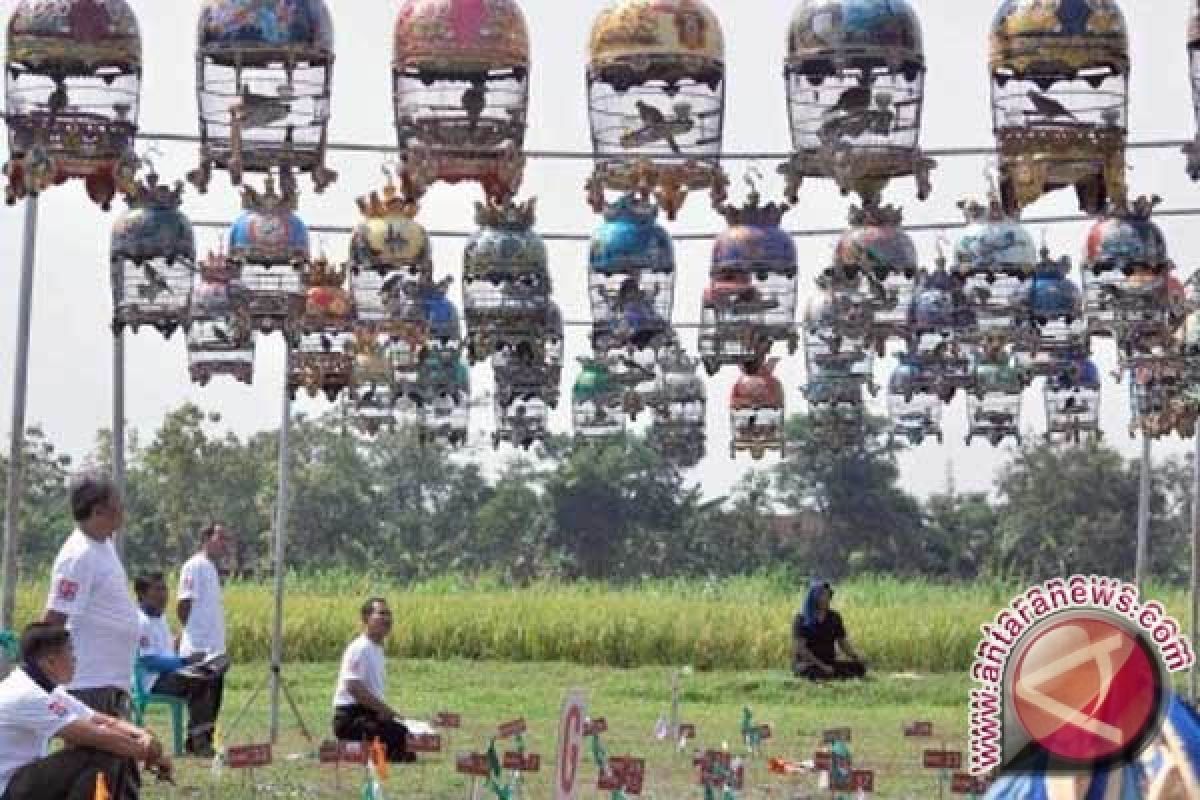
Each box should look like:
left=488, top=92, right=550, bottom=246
left=3, top=404, right=1194, bottom=587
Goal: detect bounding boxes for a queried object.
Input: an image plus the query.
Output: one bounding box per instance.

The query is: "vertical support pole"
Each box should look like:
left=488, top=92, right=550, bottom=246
left=1, top=196, right=40, bottom=664
left=1136, top=433, right=1151, bottom=594
left=269, top=349, right=292, bottom=744
left=1191, top=428, right=1199, bottom=704
left=112, top=328, right=126, bottom=558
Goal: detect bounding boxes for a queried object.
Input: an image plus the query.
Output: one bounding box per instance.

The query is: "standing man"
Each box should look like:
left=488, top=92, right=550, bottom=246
left=791, top=579, right=867, bottom=681
left=135, top=573, right=220, bottom=757
left=331, top=598, right=414, bottom=763
left=42, top=472, right=140, bottom=719
left=176, top=523, right=230, bottom=739
left=0, top=623, right=172, bottom=800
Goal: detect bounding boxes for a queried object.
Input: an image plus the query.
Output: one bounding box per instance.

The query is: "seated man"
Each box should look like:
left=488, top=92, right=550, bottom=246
left=331, top=598, right=414, bottom=763
left=0, top=623, right=172, bottom=800
left=792, top=580, right=867, bottom=681
left=135, top=572, right=220, bottom=757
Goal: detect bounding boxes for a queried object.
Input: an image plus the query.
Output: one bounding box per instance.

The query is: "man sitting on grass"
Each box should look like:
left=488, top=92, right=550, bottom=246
left=792, top=580, right=867, bottom=681
left=0, top=624, right=172, bottom=800
left=331, top=598, right=414, bottom=763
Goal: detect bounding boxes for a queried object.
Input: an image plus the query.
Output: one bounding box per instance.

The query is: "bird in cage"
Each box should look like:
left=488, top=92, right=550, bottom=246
left=620, top=101, right=694, bottom=154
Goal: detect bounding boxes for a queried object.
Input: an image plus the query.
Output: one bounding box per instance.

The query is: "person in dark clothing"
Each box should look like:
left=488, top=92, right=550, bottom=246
left=331, top=599, right=414, bottom=763
left=792, top=580, right=867, bottom=681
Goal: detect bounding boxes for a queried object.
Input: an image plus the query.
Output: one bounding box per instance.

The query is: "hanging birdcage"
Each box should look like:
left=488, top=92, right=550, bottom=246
left=1187, top=0, right=1200, bottom=178
left=966, top=340, right=1023, bottom=446
left=802, top=291, right=876, bottom=409
left=463, top=197, right=550, bottom=364
left=192, top=0, right=336, bottom=193
left=643, top=344, right=706, bottom=467
left=187, top=250, right=253, bottom=386
left=589, top=194, right=676, bottom=358
left=585, top=0, right=728, bottom=219
left=225, top=176, right=308, bottom=335
left=698, top=189, right=798, bottom=376
left=111, top=171, right=195, bottom=337
left=780, top=0, right=934, bottom=205
left=729, top=358, right=786, bottom=460
left=1129, top=363, right=1195, bottom=439
left=952, top=191, right=1036, bottom=344
left=392, top=0, right=530, bottom=202
left=1016, top=245, right=1088, bottom=377
left=492, top=386, right=548, bottom=451
left=287, top=255, right=354, bottom=401
left=989, top=0, right=1129, bottom=214
left=1044, top=357, right=1101, bottom=443
left=4, top=0, right=142, bottom=208
left=349, top=173, right=432, bottom=325
left=907, top=259, right=975, bottom=400
left=573, top=358, right=627, bottom=440
left=832, top=203, right=918, bottom=354
left=418, top=358, right=470, bottom=447
left=886, top=359, right=943, bottom=445
left=347, top=330, right=400, bottom=436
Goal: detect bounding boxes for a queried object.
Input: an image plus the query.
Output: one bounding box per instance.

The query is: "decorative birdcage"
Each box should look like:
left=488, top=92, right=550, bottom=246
left=907, top=258, right=975, bottom=400
left=729, top=358, right=785, bottom=460
left=418, top=358, right=470, bottom=447
left=966, top=338, right=1023, bottom=446
left=585, top=0, right=728, bottom=220
left=226, top=176, right=308, bottom=335
left=832, top=203, right=919, bottom=354
left=1129, top=363, right=1195, bottom=440
left=1187, top=0, right=1200, bottom=179
left=642, top=344, right=706, bottom=467
left=418, top=277, right=464, bottom=363
left=802, top=290, right=876, bottom=409
left=492, top=388, right=548, bottom=451
left=989, top=0, right=1129, bottom=214
left=698, top=188, right=798, bottom=375
left=347, top=329, right=400, bottom=436
left=463, top=197, right=550, bottom=364
left=111, top=171, right=195, bottom=337
left=1016, top=245, right=1087, bottom=377
left=187, top=250, right=253, bottom=386
left=392, top=0, right=530, bottom=202
left=191, top=0, right=336, bottom=192
left=780, top=0, right=934, bottom=205
left=4, top=0, right=142, bottom=208
left=349, top=172, right=432, bottom=321
left=573, top=358, right=627, bottom=440
left=886, top=359, right=943, bottom=445
left=952, top=190, right=1036, bottom=344
left=589, top=194, right=676, bottom=358
left=287, top=255, right=354, bottom=400
left=1044, top=357, right=1100, bottom=443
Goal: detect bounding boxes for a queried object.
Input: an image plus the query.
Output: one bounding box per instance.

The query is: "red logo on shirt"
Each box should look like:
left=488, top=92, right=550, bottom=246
left=56, top=579, right=79, bottom=602
left=47, top=699, right=68, bottom=718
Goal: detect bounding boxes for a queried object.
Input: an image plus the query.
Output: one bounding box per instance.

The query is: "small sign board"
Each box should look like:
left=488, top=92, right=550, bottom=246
left=904, top=721, right=934, bottom=738
left=598, top=757, right=645, bottom=795
left=583, top=718, right=608, bottom=736
left=226, top=744, right=272, bottom=769
left=409, top=733, right=442, bottom=753
left=502, top=752, right=541, bottom=772
left=694, top=751, right=744, bottom=789
left=832, top=770, right=875, bottom=792
left=822, top=728, right=852, bottom=744
left=433, top=712, right=462, bottom=729
left=677, top=723, right=696, bottom=740
left=318, top=741, right=366, bottom=765
left=924, top=750, right=964, bottom=771
left=497, top=719, right=528, bottom=739
left=952, top=774, right=991, bottom=795
left=455, top=753, right=491, bottom=777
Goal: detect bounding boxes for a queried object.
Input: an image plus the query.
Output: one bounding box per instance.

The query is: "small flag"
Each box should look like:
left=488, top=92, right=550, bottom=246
left=93, top=773, right=110, bottom=800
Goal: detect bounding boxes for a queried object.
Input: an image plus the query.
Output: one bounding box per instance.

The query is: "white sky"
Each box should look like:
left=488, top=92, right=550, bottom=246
left=0, top=0, right=1197, bottom=501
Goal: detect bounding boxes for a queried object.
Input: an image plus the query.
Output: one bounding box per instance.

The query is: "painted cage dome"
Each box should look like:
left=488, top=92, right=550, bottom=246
left=833, top=205, right=918, bottom=276
left=303, top=258, right=352, bottom=320
left=1083, top=198, right=1172, bottom=274
left=393, top=0, right=530, bottom=73
left=198, top=0, right=334, bottom=65
left=731, top=361, right=783, bottom=410
left=573, top=360, right=619, bottom=404
left=786, top=0, right=924, bottom=76
left=888, top=359, right=925, bottom=395
left=464, top=199, right=547, bottom=281
left=111, top=175, right=195, bottom=265
left=590, top=194, right=675, bottom=275
left=973, top=354, right=1024, bottom=393
left=1029, top=253, right=1081, bottom=318
left=8, top=0, right=141, bottom=74
left=422, top=288, right=463, bottom=341
left=911, top=267, right=974, bottom=330
left=712, top=196, right=796, bottom=276
left=350, top=182, right=430, bottom=274
left=588, top=0, right=724, bottom=89
left=989, top=0, right=1128, bottom=78
left=227, top=183, right=310, bottom=267
left=953, top=196, right=1037, bottom=275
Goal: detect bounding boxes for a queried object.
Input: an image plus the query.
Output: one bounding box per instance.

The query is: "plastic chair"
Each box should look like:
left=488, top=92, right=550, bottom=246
left=131, top=661, right=186, bottom=757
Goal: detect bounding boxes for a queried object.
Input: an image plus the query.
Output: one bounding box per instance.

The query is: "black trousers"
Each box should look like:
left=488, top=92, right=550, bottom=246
left=153, top=671, right=220, bottom=751
left=68, top=688, right=138, bottom=800
left=796, top=660, right=867, bottom=681
left=332, top=705, right=411, bottom=762
left=1, top=747, right=134, bottom=800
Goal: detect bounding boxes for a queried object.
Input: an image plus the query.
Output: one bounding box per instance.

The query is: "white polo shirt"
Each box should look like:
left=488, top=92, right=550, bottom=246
left=178, top=552, right=225, bottom=658
left=0, top=668, right=94, bottom=795
left=45, top=530, right=140, bottom=691
left=137, top=609, right=175, bottom=691
left=333, top=634, right=387, bottom=710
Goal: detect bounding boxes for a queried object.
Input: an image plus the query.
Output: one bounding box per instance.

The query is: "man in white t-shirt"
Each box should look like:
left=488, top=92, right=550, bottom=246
left=176, top=523, right=231, bottom=743
left=0, top=623, right=172, bottom=800
left=42, top=473, right=140, bottom=721
left=331, top=598, right=414, bottom=763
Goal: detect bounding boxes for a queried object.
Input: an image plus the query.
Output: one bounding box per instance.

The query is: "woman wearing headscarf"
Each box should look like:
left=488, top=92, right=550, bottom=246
left=792, top=579, right=867, bottom=681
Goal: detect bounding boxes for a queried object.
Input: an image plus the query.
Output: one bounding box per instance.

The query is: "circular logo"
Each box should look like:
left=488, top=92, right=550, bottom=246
left=1010, top=612, right=1165, bottom=766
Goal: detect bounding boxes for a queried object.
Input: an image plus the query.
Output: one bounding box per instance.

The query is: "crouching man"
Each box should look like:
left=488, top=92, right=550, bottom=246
left=331, top=598, right=414, bottom=763
left=0, top=624, right=171, bottom=800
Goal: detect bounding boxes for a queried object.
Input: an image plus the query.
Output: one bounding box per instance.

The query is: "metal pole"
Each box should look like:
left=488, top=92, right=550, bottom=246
left=1191, top=428, right=1199, bottom=704
left=1136, top=434, right=1152, bottom=594
left=1, top=196, right=40, bottom=657
left=269, top=350, right=292, bottom=744
left=111, top=329, right=125, bottom=558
